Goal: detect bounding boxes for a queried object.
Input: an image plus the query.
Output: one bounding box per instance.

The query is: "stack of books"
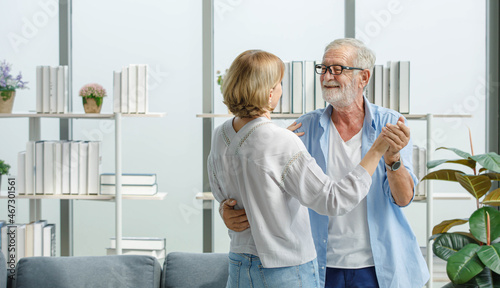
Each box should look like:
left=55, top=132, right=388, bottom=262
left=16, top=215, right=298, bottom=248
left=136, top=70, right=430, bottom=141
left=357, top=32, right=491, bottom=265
left=100, top=173, right=157, bottom=196
left=106, top=237, right=166, bottom=263
left=272, top=60, right=326, bottom=114
left=412, top=145, right=427, bottom=197
left=365, top=61, right=410, bottom=114
left=36, top=65, right=69, bottom=114
left=18, top=140, right=101, bottom=195
left=1, top=220, right=56, bottom=276
left=113, top=64, right=149, bottom=114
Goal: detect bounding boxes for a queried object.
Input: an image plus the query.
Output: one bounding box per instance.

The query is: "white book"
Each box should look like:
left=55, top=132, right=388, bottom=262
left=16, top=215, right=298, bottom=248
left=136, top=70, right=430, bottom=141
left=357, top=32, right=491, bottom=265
left=25, top=222, right=34, bottom=257
left=18, top=151, right=26, bottom=195
left=78, top=142, right=89, bottom=195
left=106, top=248, right=166, bottom=260
left=398, top=61, right=410, bottom=114
left=54, top=142, right=63, bottom=195
left=314, top=60, right=325, bottom=110
left=110, top=237, right=165, bottom=250
left=43, top=224, right=56, bottom=257
left=49, top=66, right=58, bottom=113
left=63, top=66, right=69, bottom=113
left=365, top=67, right=375, bottom=103
left=36, top=66, right=43, bottom=113
left=16, top=224, right=26, bottom=260
left=87, top=141, right=101, bottom=195
left=291, top=61, right=303, bottom=114
left=100, top=173, right=157, bottom=186
left=373, top=65, right=384, bottom=106
left=100, top=184, right=158, bottom=196
left=137, top=64, right=147, bottom=114
left=43, top=141, right=55, bottom=195
left=304, top=61, right=315, bottom=113
left=70, top=141, right=80, bottom=195
left=128, top=64, right=138, bottom=113
left=35, top=141, right=44, bottom=195
left=418, top=147, right=427, bottom=197
left=33, top=220, right=48, bottom=257
left=56, top=66, right=67, bottom=113
left=42, top=66, right=50, bottom=113
left=382, top=67, right=390, bottom=108
left=388, top=61, right=399, bottom=111
left=1, top=224, right=8, bottom=260
left=61, top=141, right=71, bottom=194
left=113, top=71, right=121, bottom=113
left=121, top=67, right=129, bottom=113
left=281, top=62, right=291, bottom=113
left=25, top=141, right=36, bottom=195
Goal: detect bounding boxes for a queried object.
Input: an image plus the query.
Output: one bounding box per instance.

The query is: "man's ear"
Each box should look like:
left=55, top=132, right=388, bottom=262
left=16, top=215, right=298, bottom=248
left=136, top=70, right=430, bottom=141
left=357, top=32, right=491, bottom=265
left=360, top=69, right=371, bottom=88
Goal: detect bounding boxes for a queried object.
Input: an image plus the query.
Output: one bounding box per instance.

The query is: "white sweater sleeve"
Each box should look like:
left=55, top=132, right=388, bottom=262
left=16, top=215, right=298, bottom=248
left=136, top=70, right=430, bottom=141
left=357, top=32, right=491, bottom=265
left=281, top=151, right=372, bottom=216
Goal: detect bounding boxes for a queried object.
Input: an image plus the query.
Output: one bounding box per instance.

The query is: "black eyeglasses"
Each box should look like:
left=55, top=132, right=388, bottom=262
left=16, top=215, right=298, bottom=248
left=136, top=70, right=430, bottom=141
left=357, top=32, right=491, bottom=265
left=315, top=64, right=364, bottom=75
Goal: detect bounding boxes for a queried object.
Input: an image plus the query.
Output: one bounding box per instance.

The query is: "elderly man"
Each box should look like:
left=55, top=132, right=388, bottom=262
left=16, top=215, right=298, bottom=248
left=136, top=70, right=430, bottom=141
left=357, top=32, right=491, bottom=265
left=220, top=38, right=429, bottom=288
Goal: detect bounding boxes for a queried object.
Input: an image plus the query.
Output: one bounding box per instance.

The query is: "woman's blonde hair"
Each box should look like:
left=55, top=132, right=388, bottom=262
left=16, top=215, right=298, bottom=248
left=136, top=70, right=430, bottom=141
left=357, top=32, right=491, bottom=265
left=222, top=50, right=284, bottom=118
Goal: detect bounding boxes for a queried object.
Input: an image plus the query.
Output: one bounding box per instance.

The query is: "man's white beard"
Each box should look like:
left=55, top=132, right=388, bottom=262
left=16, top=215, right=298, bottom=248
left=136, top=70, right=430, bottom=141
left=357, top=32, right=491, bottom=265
left=322, top=78, right=358, bottom=108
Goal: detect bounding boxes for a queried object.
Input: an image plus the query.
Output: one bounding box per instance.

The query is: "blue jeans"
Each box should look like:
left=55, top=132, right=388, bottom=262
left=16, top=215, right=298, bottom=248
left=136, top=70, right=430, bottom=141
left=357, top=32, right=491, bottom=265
left=227, top=252, right=320, bottom=288
left=325, top=267, right=379, bottom=288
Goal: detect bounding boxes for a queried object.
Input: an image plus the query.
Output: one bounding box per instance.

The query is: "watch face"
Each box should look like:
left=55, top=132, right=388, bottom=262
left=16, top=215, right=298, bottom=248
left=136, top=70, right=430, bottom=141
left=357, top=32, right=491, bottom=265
left=392, top=161, right=401, bottom=171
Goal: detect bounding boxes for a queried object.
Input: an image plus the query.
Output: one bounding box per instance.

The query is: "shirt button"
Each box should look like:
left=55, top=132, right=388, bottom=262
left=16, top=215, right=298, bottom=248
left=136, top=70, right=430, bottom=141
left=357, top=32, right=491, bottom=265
left=323, top=239, right=326, bottom=243
left=321, top=266, right=325, bottom=270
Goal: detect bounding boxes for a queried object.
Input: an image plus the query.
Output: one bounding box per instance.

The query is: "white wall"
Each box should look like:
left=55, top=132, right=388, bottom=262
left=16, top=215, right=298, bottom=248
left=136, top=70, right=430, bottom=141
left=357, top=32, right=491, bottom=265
left=0, top=0, right=486, bottom=256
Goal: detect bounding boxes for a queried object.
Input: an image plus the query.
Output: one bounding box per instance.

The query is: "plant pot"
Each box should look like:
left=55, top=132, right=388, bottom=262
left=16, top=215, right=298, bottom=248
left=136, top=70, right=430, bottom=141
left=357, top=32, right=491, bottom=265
left=82, top=97, right=103, bottom=113
left=0, top=90, right=16, bottom=113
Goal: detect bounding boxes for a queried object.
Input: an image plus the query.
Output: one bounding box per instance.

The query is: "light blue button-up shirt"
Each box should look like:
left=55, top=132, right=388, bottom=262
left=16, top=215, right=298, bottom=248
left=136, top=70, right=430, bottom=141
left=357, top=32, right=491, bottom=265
left=295, top=98, right=429, bottom=288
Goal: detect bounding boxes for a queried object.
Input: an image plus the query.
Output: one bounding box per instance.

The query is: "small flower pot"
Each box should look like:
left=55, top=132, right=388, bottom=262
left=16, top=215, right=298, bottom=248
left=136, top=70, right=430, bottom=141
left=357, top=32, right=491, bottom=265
left=0, top=90, right=16, bottom=113
left=82, top=97, right=103, bottom=113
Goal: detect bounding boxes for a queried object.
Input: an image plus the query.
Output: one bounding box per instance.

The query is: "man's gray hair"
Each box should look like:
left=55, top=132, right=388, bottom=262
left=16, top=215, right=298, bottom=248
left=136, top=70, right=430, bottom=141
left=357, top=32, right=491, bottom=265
left=324, top=38, right=376, bottom=70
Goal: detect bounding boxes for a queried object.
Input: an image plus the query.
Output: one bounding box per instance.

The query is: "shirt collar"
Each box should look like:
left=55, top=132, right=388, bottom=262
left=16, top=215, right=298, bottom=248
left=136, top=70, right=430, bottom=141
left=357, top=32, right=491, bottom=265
left=320, top=96, right=376, bottom=131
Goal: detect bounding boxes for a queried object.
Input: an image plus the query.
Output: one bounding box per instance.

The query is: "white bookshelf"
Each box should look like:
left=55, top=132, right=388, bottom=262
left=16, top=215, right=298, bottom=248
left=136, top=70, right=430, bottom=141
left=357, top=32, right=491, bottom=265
left=0, top=112, right=166, bottom=255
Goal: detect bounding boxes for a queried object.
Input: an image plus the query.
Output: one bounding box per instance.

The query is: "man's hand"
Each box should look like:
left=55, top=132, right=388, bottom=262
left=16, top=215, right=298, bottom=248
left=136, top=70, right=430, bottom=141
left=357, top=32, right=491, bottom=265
left=382, top=116, right=410, bottom=163
left=219, top=199, right=249, bottom=232
left=287, top=121, right=305, bottom=136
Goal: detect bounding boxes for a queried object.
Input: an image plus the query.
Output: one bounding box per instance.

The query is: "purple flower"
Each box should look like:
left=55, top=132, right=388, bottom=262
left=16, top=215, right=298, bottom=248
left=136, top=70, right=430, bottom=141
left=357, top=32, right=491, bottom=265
left=0, top=60, right=28, bottom=90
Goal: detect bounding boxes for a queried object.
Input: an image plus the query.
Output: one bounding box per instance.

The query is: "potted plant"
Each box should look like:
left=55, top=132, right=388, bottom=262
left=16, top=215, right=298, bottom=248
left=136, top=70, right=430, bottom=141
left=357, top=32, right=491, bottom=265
left=0, top=160, right=11, bottom=189
left=422, top=132, right=500, bottom=287
left=79, top=83, right=107, bottom=113
left=0, top=60, right=29, bottom=113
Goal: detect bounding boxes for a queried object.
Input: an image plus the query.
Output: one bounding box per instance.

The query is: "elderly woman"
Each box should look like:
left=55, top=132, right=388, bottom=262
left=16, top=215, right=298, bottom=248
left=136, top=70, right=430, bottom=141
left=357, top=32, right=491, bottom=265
left=208, top=50, right=389, bottom=288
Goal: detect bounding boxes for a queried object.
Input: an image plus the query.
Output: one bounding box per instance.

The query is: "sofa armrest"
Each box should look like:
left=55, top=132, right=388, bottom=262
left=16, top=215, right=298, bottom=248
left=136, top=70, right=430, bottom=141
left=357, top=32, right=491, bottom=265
left=161, top=252, right=228, bottom=288
left=14, top=255, right=161, bottom=288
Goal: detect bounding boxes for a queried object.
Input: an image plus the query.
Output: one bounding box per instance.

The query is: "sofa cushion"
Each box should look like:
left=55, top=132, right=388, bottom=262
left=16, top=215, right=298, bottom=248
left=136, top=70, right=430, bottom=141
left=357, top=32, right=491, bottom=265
left=161, top=252, right=228, bottom=288
left=14, top=255, right=161, bottom=288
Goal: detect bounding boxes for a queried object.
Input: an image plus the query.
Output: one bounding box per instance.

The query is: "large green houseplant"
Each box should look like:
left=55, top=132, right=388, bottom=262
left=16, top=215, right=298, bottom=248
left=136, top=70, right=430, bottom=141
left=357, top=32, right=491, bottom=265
left=422, top=135, right=500, bottom=287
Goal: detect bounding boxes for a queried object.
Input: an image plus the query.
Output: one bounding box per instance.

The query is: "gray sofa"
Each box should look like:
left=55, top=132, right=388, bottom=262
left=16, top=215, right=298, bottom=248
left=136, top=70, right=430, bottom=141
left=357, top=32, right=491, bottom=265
left=1, top=251, right=229, bottom=288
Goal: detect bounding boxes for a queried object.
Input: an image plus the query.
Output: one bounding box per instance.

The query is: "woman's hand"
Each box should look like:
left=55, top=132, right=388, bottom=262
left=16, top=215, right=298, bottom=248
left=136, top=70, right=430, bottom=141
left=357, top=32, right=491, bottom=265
left=287, top=121, right=305, bottom=136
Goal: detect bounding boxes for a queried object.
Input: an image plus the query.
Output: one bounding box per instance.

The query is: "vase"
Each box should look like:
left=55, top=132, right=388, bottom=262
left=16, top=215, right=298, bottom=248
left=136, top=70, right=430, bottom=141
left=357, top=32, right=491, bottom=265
left=82, top=97, right=103, bottom=113
left=0, top=90, right=16, bottom=113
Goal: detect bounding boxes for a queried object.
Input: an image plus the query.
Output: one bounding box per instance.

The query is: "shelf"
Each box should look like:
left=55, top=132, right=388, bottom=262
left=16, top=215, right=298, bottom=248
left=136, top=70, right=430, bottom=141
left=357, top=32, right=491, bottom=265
left=414, top=192, right=473, bottom=202
left=197, top=113, right=472, bottom=119
left=0, top=192, right=168, bottom=201
left=196, top=192, right=215, bottom=200
left=0, top=112, right=166, bottom=119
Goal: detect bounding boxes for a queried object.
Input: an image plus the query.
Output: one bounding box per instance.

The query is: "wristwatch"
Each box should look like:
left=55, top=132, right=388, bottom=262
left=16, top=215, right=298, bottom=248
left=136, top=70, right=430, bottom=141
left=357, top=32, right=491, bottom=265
left=385, top=159, right=401, bottom=171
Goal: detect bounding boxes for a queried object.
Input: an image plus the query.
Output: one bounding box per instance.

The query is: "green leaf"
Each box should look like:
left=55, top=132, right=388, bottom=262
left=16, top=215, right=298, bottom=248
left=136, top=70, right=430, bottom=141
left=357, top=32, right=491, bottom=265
left=433, top=219, right=469, bottom=235
left=483, top=188, right=500, bottom=206
left=433, top=233, right=478, bottom=261
left=482, top=173, right=500, bottom=181
left=437, top=147, right=472, bottom=159
left=468, top=267, right=500, bottom=287
left=470, top=207, right=500, bottom=244
left=422, top=169, right=463, bottom=182
left=471, top=152, right=500, bottom=173
left=477, top=243, right=500, bottom=274
left=455, top=173, right=492, bottom=200
left=447, top=243, right=484, bottom=284
left=427, top=159, right=477, bottom=170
